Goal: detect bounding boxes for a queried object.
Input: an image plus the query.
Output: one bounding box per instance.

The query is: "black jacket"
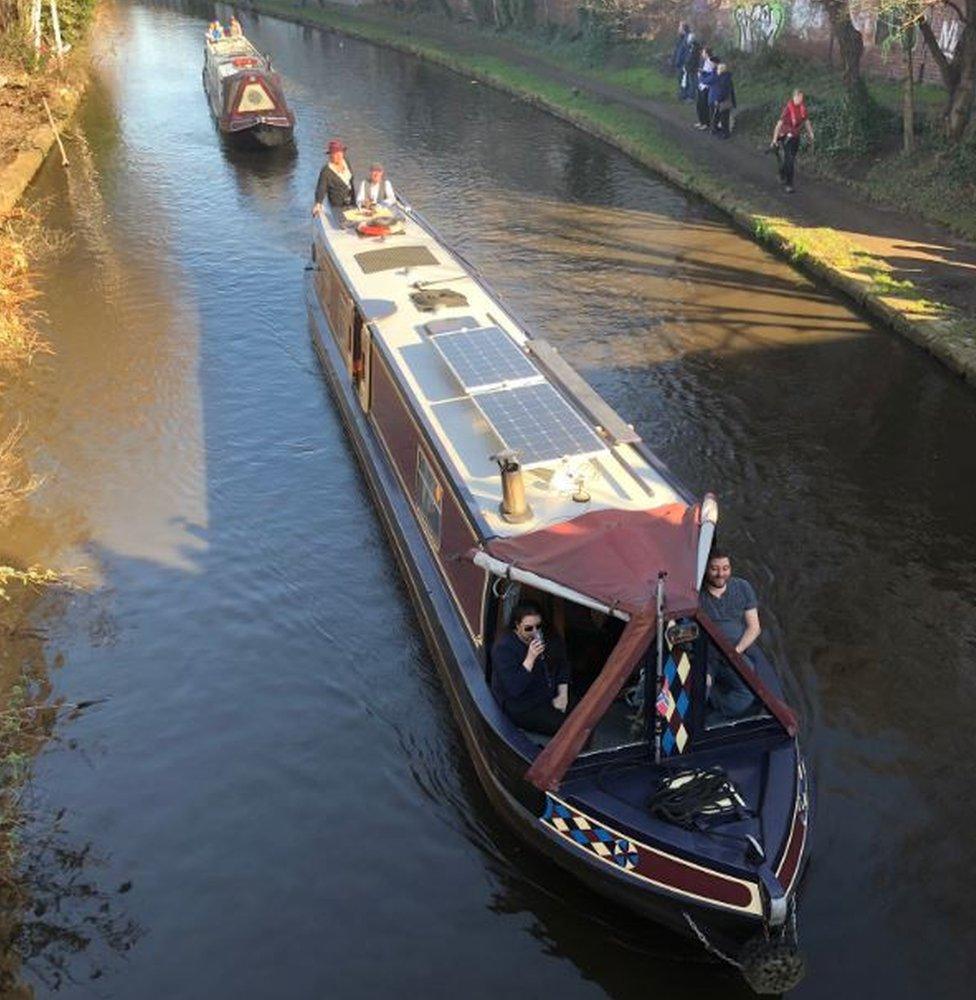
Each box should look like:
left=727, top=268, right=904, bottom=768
left=490, top=631, right=570, bottom=716
left=315, top=163, right=355, bottom=207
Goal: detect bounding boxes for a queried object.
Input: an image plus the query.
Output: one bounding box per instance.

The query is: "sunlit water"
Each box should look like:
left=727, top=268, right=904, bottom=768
left=6, top=1, right=976, bottom=995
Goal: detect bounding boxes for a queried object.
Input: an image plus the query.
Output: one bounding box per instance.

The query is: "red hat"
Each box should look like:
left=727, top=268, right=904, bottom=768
left=327, top=139, right=347, bottom=153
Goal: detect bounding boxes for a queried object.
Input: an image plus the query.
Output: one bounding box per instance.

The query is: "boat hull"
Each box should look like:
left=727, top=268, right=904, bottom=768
left=304, top=275, right=796, bottom=959
left=222, top=120, right=294, bottom=148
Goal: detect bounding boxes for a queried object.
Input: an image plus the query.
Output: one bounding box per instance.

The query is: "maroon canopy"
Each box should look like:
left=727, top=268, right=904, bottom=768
left=485, top=503, right=701, bottom=615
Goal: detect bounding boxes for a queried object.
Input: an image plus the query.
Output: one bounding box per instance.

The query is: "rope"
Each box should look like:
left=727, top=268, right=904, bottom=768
left=648, top=767, right=747, bottom=828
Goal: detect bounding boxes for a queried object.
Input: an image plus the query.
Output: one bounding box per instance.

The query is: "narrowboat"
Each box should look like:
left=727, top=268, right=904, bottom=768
left=306, top=200, right=811, bottom=994
left=202, top=34, right=294, bottom=147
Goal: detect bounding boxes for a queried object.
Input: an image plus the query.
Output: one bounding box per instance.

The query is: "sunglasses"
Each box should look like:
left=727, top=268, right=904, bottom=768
left=520, top=623, right=543, bottom=632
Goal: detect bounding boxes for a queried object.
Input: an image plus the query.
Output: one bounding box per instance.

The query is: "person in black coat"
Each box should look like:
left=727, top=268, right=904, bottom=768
left=490, top=601, right=571, bottom=736
left=671, top=21, right=691, bottom=100
left=312, top=138, right=355, bottom=216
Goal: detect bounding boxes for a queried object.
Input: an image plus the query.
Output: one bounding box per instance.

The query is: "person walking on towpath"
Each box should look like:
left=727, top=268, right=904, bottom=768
left=694, top=46, right=716, bottom=130
left=671, top=21, right=691, bottom=100
left=682, top=34, right=702, bottom=104
left=701, top=62, right=736, bottom=139
left=771, top=90, right=814, bottom=193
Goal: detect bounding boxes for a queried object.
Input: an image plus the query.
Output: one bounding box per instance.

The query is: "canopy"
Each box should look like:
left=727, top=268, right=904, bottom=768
left=485, top=503, right=701, bottom=615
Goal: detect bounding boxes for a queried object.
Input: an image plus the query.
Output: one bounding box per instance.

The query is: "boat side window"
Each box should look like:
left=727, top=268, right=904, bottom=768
left=314, top=249, right=356, bottom=361
left=414, top=448, right=442, bottom=547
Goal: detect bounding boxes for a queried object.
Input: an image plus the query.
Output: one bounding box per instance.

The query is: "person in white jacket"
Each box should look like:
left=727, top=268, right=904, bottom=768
left=356, top=163, right=396, bottom=210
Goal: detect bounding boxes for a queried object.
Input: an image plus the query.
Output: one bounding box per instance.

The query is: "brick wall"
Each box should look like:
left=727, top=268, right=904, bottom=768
left=394, top=1, right=962, bottom=84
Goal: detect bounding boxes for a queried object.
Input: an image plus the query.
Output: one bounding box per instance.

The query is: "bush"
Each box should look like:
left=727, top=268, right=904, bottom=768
left=814, top=92, right=898, bottom=160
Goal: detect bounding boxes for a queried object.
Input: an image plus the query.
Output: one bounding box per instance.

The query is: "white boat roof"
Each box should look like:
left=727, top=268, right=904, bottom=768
left=205, top=35, right=266, bottom=70
left=315, top=205, right=685, bottom=538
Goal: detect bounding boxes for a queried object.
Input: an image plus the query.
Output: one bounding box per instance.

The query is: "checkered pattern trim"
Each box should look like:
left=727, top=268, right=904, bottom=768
left=542, top=796, right=639, bottom=871
left=661, top=641, right=692, bottom=756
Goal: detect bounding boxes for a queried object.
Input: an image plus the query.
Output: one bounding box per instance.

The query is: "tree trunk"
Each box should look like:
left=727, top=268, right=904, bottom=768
left=822, top=0, right=867, bottom=99
left=903, top=37, right=916, bottom=153
left=918, top=2, right=976, bottom=142
left=946, top=19, right=976, bottom=140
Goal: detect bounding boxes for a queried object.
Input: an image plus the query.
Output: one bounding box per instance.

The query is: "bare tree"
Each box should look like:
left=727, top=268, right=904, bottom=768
left=917, top=0, right=976, bottom=140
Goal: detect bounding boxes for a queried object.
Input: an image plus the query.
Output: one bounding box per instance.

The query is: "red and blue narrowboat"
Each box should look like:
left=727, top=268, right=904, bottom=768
left=202, top=33, right=294, bottom=148
left=305, top=198, right=812, bottom=994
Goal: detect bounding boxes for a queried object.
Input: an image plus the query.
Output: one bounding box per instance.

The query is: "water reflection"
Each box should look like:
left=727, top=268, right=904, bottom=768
left=0, top=588, right=142, bottom=994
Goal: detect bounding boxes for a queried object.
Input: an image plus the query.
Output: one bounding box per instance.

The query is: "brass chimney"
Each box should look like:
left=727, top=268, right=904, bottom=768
left=491, top=450, right=532, bottom=524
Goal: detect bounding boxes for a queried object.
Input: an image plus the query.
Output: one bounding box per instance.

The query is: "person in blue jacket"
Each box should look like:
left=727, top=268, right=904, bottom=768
left=700, top=62, right=736, bottom=139
left=491, top=601, right=570, bottom=736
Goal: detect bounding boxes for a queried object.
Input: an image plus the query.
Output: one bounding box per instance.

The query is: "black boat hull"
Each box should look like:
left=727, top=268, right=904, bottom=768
left=224, top=122, right=294, bottom=148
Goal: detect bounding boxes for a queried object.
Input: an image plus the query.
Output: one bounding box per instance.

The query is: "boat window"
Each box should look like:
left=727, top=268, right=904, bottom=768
left=355, top=246, right=439, bottom=275
left=414, top=448, right=442, bottom=546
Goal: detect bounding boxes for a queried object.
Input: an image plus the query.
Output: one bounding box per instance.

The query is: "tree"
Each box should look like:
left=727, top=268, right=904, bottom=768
left=819, top=0, right=869, bottom=101
left=917, top=0, right=976, bottom=140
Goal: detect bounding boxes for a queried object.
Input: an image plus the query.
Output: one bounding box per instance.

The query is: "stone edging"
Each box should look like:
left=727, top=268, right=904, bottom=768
left=0, top=44, right=93, bottom=218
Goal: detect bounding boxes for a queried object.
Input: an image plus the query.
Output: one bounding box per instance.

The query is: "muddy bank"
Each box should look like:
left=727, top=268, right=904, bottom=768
left=242, top=1, right=976, bottom=385
left=0, top=43, right=92, bottom=217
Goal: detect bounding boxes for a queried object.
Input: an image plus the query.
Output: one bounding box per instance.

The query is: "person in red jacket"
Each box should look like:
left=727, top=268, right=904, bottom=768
left=771, top=90, right=814, bottom=193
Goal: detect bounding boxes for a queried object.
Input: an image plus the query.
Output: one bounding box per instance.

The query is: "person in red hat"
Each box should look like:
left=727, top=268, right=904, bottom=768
left=312, top=139, right=355, bottom=216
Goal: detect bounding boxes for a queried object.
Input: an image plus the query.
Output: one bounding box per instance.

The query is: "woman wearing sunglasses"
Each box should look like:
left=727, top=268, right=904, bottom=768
left=490, top=601, right=570, bottom=736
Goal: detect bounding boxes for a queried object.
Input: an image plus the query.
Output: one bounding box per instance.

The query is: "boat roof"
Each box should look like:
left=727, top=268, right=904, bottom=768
left=205, top=35, right=268, bottom=73
left=314, top=206, right=689, bottom=541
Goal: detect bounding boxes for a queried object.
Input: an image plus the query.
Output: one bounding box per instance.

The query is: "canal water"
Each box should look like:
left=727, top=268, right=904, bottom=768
left=7, top=0, right=976, bottom=995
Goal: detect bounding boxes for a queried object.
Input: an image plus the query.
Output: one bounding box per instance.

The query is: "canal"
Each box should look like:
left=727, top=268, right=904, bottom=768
left=6, top=0, right=976, bottom=995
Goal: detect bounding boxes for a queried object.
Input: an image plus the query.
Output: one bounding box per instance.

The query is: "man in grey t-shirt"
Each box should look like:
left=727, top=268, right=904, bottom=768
left=699, top=549, right=761, bottom=719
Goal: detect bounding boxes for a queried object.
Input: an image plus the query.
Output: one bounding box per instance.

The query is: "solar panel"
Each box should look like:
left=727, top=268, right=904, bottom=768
left=473, top=382, right=605, bottom=467
left=431, top=326, right=538, bottom=393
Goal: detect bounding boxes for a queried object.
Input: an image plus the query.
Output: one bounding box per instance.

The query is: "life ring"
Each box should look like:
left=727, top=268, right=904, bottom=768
left=357, top=222, right=391, bottom=237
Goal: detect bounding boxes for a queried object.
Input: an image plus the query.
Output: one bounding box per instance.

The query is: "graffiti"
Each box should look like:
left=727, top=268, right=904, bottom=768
left=939, top=17, right=961, bottom=58
left=734, top=2, right=786, bottom=53
left=788, top=0, right=828, bottom=40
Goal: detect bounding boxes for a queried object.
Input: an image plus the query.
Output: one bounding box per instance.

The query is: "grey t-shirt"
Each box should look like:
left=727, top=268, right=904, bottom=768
left=699, top=577, right=758, bottom=645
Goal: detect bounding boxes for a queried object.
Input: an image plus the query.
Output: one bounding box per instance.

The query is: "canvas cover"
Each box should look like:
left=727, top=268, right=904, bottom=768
left=486, top=503, right=701, bottom=615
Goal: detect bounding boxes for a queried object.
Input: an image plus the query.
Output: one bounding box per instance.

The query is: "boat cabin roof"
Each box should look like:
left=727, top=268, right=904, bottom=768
left=315, top=207, right=686, bottom=541
left=205, top=36, right=268, bottom=74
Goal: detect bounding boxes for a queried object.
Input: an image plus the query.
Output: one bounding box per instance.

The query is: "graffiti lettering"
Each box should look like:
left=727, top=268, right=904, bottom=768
left=938, top=18, right=961, bottom=58
left=734, top=3, right=786, bottom=53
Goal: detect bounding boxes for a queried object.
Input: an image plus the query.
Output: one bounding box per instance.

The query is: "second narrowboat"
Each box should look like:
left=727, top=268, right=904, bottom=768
left=202, top=32, right=294, bottom=148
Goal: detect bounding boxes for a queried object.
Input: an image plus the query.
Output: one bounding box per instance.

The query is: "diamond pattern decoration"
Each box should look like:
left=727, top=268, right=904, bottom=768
left=542, top=796, right=641, bottom=873
left=661, top=624, right=693, bottom=756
